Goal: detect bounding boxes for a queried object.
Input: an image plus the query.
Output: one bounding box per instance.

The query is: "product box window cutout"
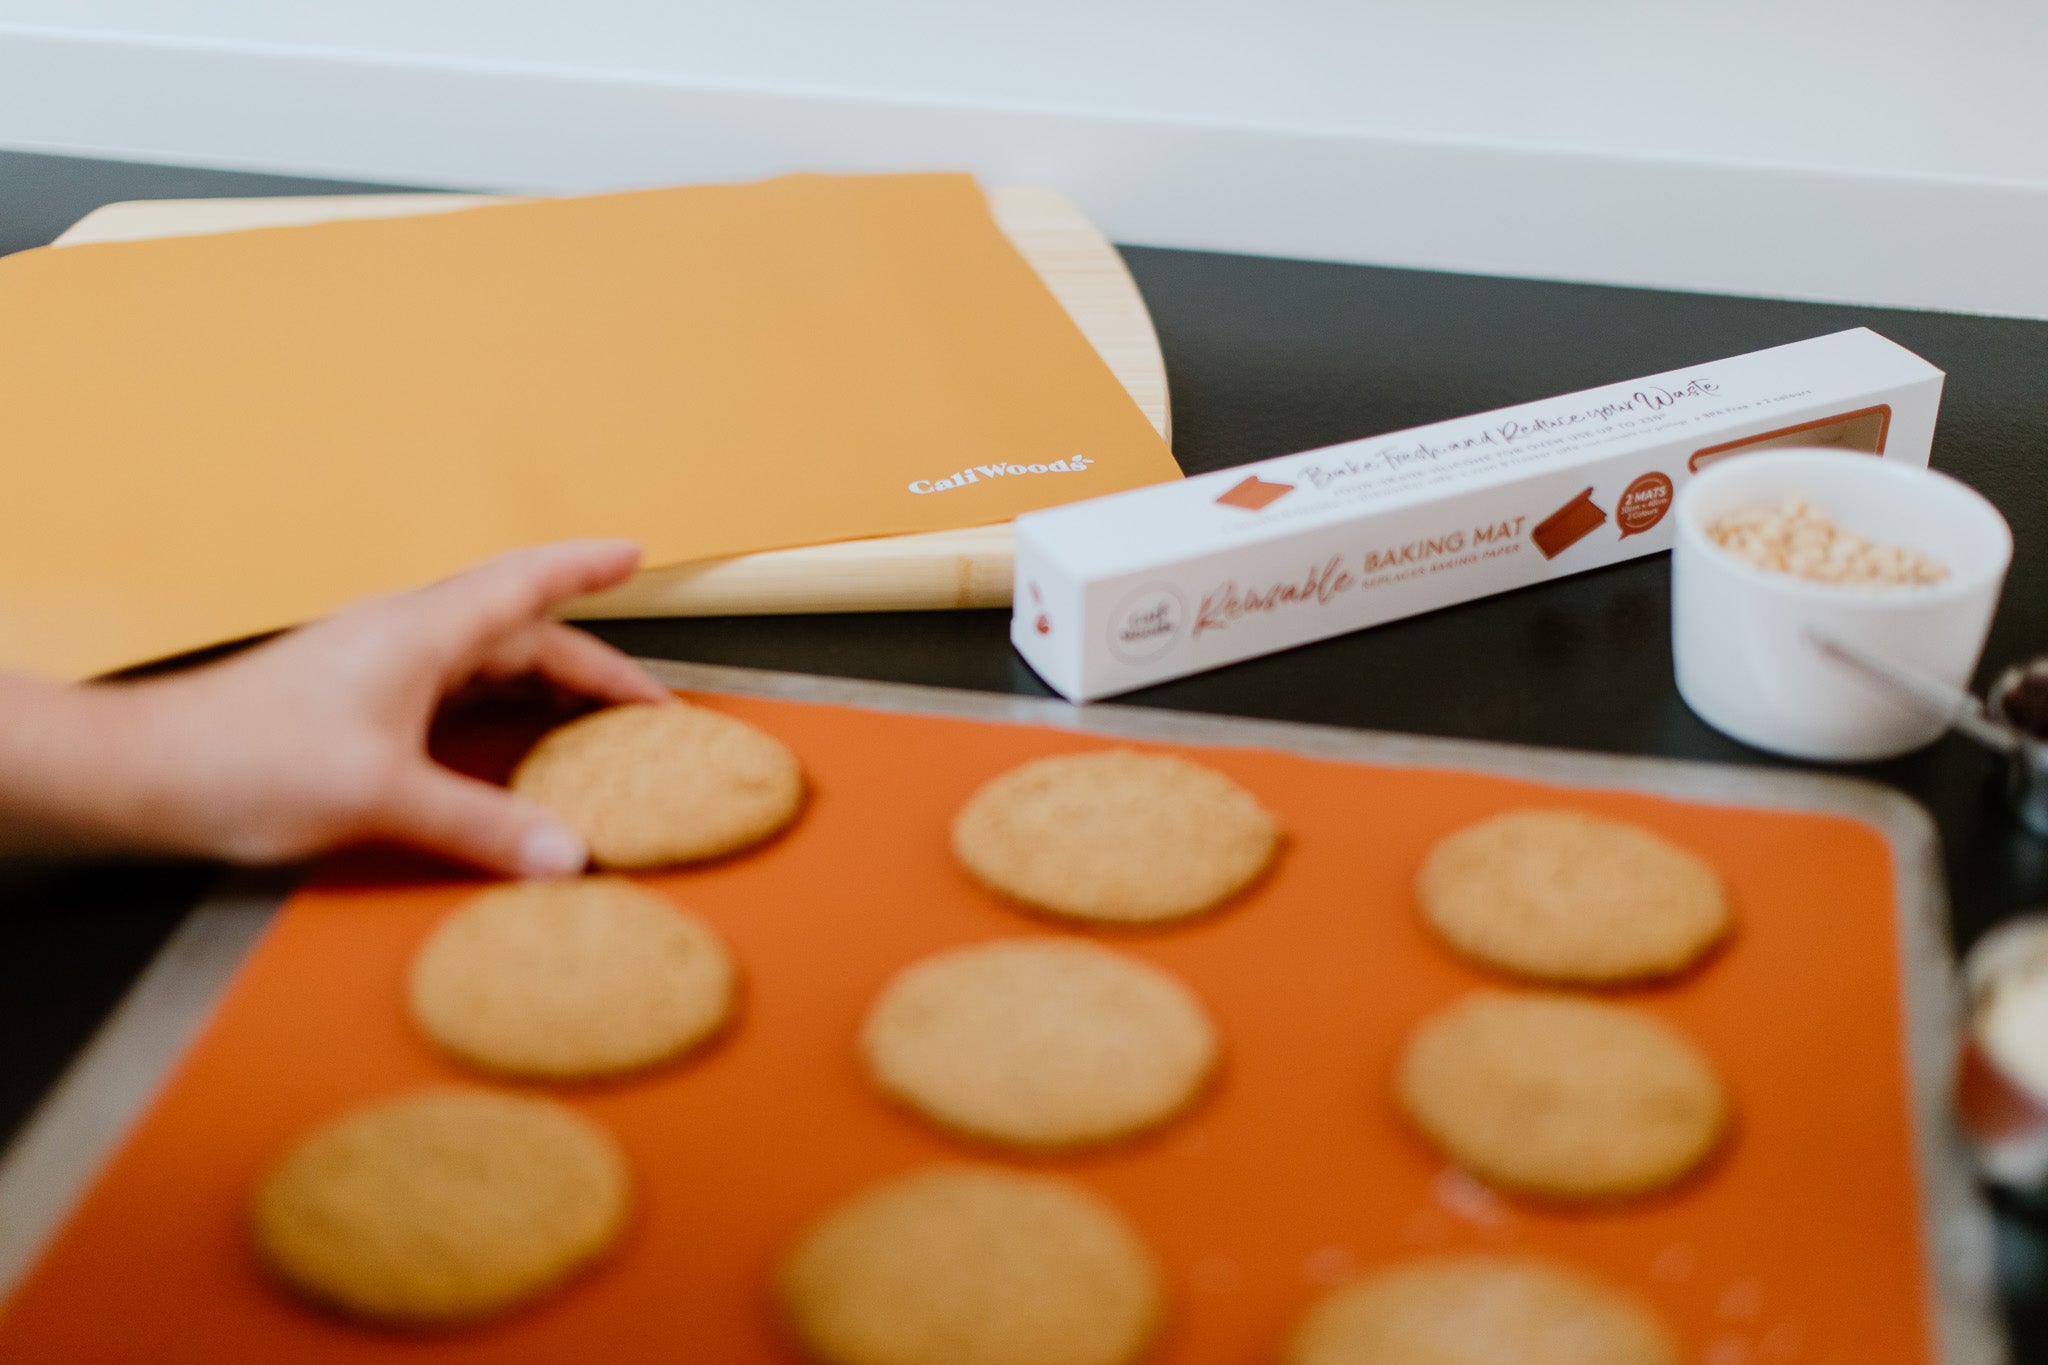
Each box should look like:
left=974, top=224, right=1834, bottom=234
left=1688, top=404, right=1892, bottom=472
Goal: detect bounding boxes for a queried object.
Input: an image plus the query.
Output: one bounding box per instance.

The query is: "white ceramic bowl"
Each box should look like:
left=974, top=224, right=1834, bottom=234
left=1671, top=448, right=2012, bottom=761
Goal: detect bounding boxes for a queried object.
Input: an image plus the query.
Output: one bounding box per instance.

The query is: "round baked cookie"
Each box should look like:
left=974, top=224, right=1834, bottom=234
left=862, top=938, right=1217, bottom=1151
left=510, top=701, right=803, bottom=869
left=254, top=1086, right=631, bottom=1327
left=1396, top=990, right=1727, bottom=1200
left=1288, top=1254, right=1681, bottom=1365
left=409, top=876, right=737, bottom=1080
left=778, top=1164, right=1163, bottom=1365
left=1416, top=809, right=1729, bottom=984
left=951, top=749, right=1280, bottom=925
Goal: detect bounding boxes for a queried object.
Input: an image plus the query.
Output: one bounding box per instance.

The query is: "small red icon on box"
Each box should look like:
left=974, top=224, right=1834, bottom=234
left=1026, top=581, right=1052, bottom=634
left=1530, top=486, right=1606, bottom=559
left=1215, top=475, right=1294, bottom=512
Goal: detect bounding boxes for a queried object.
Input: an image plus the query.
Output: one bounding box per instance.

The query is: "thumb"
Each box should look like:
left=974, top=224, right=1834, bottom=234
left=379, top=766, right=588, bottom=878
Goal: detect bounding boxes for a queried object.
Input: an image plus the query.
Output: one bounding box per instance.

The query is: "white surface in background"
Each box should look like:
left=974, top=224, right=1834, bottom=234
left=4, top=0, right=2045, bottom=184
left=1, top=1, right=2045, bottom=316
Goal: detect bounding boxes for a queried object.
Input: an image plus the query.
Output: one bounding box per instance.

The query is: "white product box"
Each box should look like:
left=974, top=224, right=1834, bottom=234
left=1011, top=328, right=1945, bottom=701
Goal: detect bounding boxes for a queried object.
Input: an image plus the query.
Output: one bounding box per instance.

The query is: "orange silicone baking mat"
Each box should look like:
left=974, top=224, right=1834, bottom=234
left=0, top=684, right=1942, bottom=1363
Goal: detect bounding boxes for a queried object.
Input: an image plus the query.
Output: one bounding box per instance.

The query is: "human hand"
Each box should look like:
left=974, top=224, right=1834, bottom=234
left=52, top=540, right=668, bottom=874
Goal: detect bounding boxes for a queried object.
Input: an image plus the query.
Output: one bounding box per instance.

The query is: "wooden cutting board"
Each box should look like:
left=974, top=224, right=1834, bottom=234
left=54, top=187, right=1172, bottom=619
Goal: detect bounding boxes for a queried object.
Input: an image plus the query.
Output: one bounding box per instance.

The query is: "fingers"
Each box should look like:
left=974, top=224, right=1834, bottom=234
left=518, top=621, right=671, bottom=705
left=415, top=539, right=645, bottom=674
left=379, top=765, right=589, bottom=878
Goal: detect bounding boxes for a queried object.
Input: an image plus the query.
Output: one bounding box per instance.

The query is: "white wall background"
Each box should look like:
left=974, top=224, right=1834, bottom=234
left=4, top=1, right=2047, bottom=316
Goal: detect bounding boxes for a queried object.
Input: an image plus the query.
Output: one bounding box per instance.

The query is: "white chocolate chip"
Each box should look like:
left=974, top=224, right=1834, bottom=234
left=1705, top=498, right=1947, bottom=586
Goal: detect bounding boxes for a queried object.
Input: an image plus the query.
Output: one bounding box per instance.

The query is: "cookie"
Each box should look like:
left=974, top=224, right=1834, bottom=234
left=862, top=938, right=1217, bottom=1151
left=254, top=1086, right=631, bottom=1327
left=409, top=876, right=736, bottom=1080
left=778, top=1164, right=1162, bottom=1365
left=1417, top=809, right=1729, bottom=984
left=952, top=749, right=1280, bottom=925
left=1396, top=990, right=1727, bottom=1200
left=510, top=701, right=803, bottom=869
left=1288, top=1254, right=1681, bottom=1365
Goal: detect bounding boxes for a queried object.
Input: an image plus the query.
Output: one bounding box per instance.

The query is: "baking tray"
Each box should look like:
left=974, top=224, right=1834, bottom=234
left=0, top=661, right=2004, bottom=1363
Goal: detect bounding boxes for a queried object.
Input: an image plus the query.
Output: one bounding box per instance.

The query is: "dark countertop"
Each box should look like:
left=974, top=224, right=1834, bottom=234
left=4, top=146, right=2047, bottom=1350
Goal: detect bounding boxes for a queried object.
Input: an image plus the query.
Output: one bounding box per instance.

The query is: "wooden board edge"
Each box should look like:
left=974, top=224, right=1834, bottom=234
left=984, top=185, right=1170, bottom=445
left=568, top=524, right=1014, bottom=617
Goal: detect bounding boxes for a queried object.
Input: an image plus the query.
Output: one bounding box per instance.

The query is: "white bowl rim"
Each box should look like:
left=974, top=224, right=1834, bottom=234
left=1674, top=448, right=2013, bottom=606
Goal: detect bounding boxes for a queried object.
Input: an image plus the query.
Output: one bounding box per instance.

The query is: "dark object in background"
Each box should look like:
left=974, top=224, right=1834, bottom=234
left=2003, top=664, right=2048, bottom=741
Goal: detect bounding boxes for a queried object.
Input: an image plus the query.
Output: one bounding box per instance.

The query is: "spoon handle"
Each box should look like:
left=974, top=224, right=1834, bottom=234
left=1803, top=628, right=2020, bottom=756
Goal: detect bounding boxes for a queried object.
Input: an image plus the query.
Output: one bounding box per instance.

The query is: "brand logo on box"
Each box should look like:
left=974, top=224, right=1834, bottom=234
left=1215, top=474, right=1294, bottom=512
left=1107, top=584, right=1185, bottom=664
left=908, top=455, right=1094, bottom=495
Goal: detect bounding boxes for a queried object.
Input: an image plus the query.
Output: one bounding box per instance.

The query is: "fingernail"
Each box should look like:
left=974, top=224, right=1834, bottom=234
left=518, top=822, right=588, bottom=877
